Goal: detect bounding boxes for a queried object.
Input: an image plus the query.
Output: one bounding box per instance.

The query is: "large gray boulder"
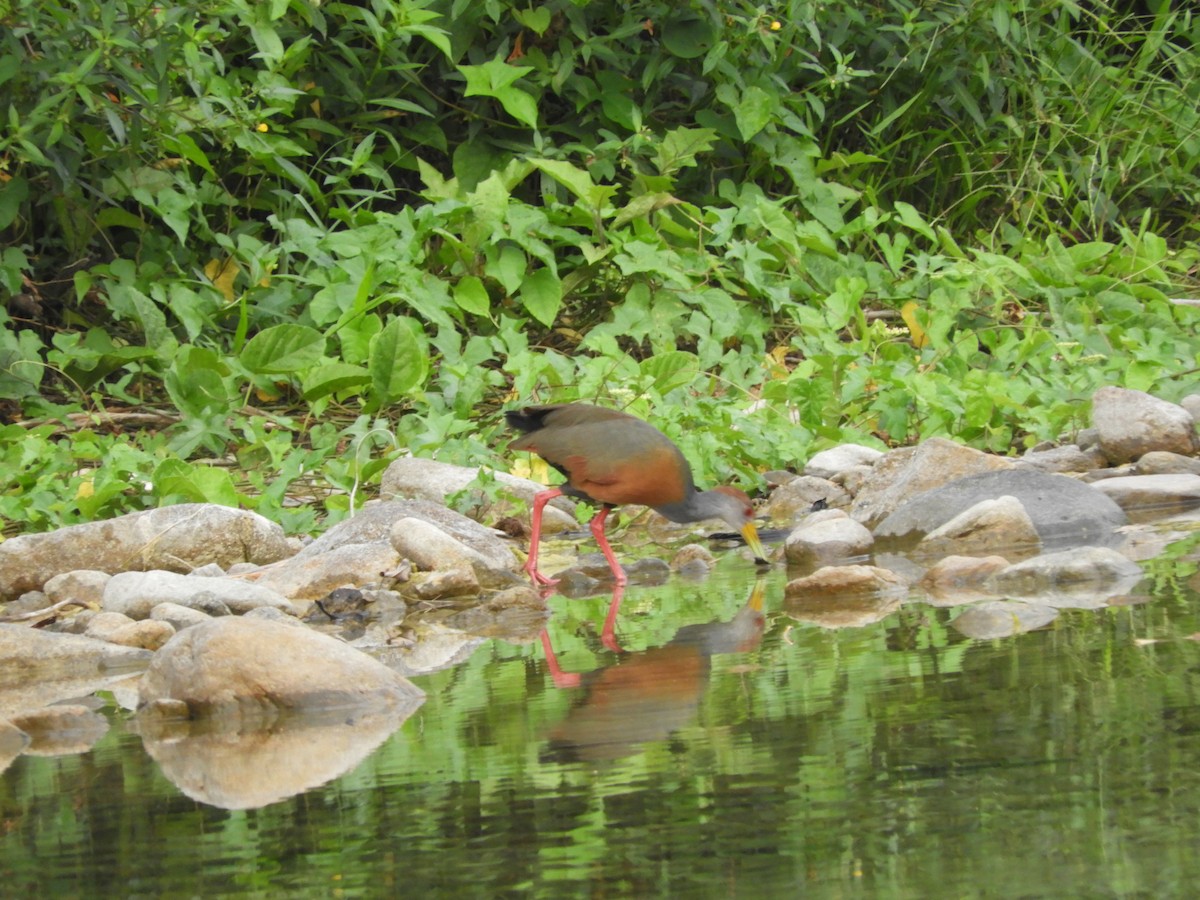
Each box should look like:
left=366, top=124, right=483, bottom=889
left=850, top=438, right=1015, bottom=529
left=875, top=469, right=1127, bottom=548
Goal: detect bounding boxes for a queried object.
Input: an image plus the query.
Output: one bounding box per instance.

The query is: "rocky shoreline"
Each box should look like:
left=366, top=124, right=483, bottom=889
left=1, top=384, right=1199, bottom=804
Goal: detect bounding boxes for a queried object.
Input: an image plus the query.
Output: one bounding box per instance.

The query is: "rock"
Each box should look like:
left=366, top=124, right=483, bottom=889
left=138, top=705, right=414, bottom=810
left=0, top=504, right=294, bottom=600
left=381, top=457, right=577, bottom=531
left=9, top=704, right=109, bottom=756
left=874, top=469, right=1127, bottom=548
left=784, top=510, right=874, bottom=567
left=297, top=500, right=516, bottom=572
left=832, top=465, right=874, bottom=497
left=2, top=591, right=51, bottom=619
left=137, top=617, right=424, bottom=721
left=243, top=607, right=304, bottom=625
left=624, top=556, right=671, bottom=585
left=985, top=546, right=1144, bottom=608
left=850, top=438, right=1015, bottom=529
left=442, top=586, right=551, bottom=642
left=414, top=567, right=481, bottom=600
left=104, top=619, right=177, bottom=651
left=189, top=563, right=228, bottom=577
left=149, top=602, right=215, bottom=631
left=1019, top=444, right=1108, bottom=473
left=670, top=544, right=717, bottom=572
left=918, top=555, right=1011, bottom=605
left=916, top=495, right=1040, bottom=556
left=102, top=570, right=297, bottom=619
left=762, top=470, right=797, bottom=488
left=1135, top=451, right=1200, bottom=476
left=248, top=542, right=405, bottom=601
left=84, top=611, right=137, bottom=640
left=1181, top=394, right=1200, bottom=423
left=1090, top=473, right=1200, bottom=516
left=1091, top=386, right=1199, bottom=464
left=784, top=564, right=908, bottom=600
left=763, top=476, right=852, bottom=522
left=553, top=569, right=605, bottom=598
left=951, top=601, right=1059, bottom=639
left=0, top=720, right=30, bottom=774
left=43, top=570, right=111, bottom=606
left=391, top=516, right=517, bottom=585
left=803, top=443, right=884, bottom=480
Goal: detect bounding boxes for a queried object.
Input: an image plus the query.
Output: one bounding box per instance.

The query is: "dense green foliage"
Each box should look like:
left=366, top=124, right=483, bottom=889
left=1, top=0, right=1198, bottom=534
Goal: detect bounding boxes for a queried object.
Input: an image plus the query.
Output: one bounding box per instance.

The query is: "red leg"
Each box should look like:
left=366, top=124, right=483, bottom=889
left=600, top=583, right=626, bottom=653
left=525, top=488, right=563, bottom=586
left=539, top=629, right=581, bottom=688
left=589, top=506, right=628, bottom=586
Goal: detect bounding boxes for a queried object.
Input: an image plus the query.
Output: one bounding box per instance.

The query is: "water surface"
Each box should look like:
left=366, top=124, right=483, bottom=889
left=3, top=552, right=1200, bottom=897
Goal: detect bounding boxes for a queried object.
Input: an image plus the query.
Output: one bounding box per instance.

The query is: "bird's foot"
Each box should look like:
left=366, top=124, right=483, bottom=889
left=525, top=566, right=559, bottom=588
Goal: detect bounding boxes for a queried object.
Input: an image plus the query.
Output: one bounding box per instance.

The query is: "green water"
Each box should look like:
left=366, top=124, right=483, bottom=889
left=3, top=557, right=1200, bottom=898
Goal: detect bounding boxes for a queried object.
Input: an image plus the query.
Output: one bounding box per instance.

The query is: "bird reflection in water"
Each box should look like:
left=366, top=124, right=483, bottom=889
left=539, top=580, right=766, bottom=762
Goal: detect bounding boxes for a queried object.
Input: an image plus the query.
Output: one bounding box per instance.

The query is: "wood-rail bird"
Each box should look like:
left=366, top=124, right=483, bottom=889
left=506, top=403, right=768, bottom=586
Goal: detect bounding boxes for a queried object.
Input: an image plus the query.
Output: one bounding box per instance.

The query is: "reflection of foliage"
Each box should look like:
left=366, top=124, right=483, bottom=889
left=5, top=572, right=1200, bottom=893
left=1140, top=531, right=1200, bottom=604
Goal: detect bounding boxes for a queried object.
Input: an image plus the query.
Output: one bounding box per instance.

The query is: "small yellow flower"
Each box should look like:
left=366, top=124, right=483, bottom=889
left=770, top=20, right=782, bottom=31
left=256, top=122, right=269, bottom=133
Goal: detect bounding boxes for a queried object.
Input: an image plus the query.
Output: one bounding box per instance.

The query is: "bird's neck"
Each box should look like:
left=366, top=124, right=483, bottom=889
left=653, top=487, right=708, bottom=524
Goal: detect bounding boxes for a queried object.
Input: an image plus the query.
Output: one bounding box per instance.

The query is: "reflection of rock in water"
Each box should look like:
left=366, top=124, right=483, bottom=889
left=542, top=586, right=764, bottom=764
left=10, top=704, right=109, bottom=757
left=0, top=720, right=31, bottom=774
left=133, top=616, right=426, bottom=809
left=137, top=702, right=421, bottom=810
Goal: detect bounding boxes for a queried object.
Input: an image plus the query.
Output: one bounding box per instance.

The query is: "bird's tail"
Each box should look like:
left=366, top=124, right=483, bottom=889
left=505, top=405, right=558, bottom=434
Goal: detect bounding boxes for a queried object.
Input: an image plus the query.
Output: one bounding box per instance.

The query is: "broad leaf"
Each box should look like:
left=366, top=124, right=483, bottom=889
left=242, top=324, right=325, bottom=374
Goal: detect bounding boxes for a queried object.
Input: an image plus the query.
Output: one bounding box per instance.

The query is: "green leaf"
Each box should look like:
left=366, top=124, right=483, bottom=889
left=486, top=245, right=527, bottom=294
left=338, top=313, right=383, bottom=365
left=301, top=362, right=371, bottom=401
left=729, top=85, right=775, bottom=141
left=612, top=192, right=681, bottom=229
left=640, top=351, right=700, bottom=395
left=662, top=14, right=717, bottom=59
left=241, top=324, right=325, bottom=374
left=454, top=276, right=491, bottom=316
left=164, top=346, right=232, bottom=418
left=654, top=127, right=717, bottom=175
left=164, top=134, right=216, bottom=176
left=0, top=326, right=44, bottom=399
left=368, top=316, right=428, bottom=408
left=51, top=328, right=157, bottom=390
left=459, top=59, right=539, bottom=128
left=514, top=7, right=552, bottom=35
left=0, top=175, right=28, bottom=230
left=152, top=458, right=240, bottom=506
left=104, top=278, right=172, bottom=350
left=518, top=268, right=562, bottom=327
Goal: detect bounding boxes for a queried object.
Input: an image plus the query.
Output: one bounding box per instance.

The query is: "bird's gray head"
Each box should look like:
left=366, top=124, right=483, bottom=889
left=701, top=486, right=768, bottom=562
left=702, top=486, right=756, bottom=529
